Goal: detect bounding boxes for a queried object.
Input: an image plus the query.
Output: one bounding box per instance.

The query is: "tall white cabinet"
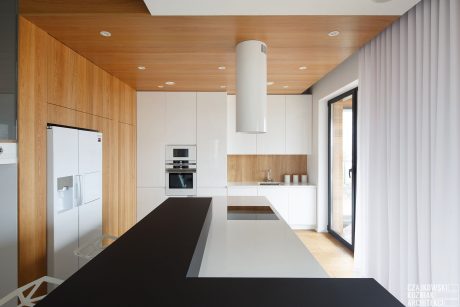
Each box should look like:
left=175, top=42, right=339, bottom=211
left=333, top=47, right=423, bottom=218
left=137, top=92, right=167, bottom=188
left=227, top=94, right=312, bottom=155
left=165, top=92, right=197, bottom=145
left=197, top=92, right=227, bottom=189
left=137, top=92, right=228, bottom=221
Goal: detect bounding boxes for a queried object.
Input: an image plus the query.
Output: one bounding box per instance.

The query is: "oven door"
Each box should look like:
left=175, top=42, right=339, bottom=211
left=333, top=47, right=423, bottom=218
left=165, top=170, right=197, bottom=196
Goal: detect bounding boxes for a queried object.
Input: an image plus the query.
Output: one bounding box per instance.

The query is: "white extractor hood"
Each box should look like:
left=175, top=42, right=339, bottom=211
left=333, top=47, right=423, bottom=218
left=236, top=40, right=267, bottom=134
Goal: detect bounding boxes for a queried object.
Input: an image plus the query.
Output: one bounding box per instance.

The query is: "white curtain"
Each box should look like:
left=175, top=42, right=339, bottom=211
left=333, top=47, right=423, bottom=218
left=355, top=0, right=460, bottom=304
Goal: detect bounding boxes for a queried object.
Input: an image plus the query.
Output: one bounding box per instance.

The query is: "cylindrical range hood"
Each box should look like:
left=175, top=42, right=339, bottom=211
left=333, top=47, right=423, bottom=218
left=236, top=40, right=267, bottom=134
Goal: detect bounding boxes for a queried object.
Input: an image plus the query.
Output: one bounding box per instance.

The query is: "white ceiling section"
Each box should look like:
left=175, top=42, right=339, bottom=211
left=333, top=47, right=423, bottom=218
left=143, top=0, right=421, bottom=16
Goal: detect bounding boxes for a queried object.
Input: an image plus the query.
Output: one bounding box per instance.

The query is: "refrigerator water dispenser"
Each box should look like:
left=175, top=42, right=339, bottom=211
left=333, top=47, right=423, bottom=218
left=57, top=176, right=74, bottom=213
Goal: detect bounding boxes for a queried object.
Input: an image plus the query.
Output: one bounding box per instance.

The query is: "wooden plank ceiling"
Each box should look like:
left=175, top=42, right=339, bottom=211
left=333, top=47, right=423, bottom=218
left=21, top=0, right=398, bottom=94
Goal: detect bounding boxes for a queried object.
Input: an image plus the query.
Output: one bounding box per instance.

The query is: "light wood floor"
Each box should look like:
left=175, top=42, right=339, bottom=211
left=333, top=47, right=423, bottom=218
left=295, top=230, right=354, bottom=278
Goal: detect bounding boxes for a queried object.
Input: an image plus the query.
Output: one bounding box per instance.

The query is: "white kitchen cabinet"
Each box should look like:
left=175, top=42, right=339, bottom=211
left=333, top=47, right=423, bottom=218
left=227, top=95, right=257, bottom=154
left=256, top=95, right=286, bottom=154
left=288, top=186, right=316, bottom=229
left=137, top=187, right=167, bottom=222
left=137, top=92, right=167, bottom=187
left=285, top=95, right=312, bottom=154
left=227, top=186, right=258, bottom=196
left=197, top=92, right=227, bottom=188
left=257, top=186, right=289, bottom=222
left=165, top=92, right=197, bottom=145
left=197, top=188, right=228, bottom=197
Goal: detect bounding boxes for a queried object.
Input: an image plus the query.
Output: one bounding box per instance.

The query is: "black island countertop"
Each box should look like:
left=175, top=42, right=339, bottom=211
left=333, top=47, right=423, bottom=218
left=37, top=197, right=403, bottom=307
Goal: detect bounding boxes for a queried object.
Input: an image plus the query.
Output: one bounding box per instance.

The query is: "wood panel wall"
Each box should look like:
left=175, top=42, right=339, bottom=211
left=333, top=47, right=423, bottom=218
left=227, top=155, right=307, bottom=183
left=18, top=17, right=137, bottom=286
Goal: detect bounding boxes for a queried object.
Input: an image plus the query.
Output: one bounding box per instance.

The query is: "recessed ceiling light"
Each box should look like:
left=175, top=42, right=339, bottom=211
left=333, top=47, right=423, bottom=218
left=137, top=66, right=146, bottom=70
left=299, top=66, right=307, bottom=70
left=158, top=85, right=164, bottom=88
left=283, top=85, right=289, bottom=89
left=218, top=66, right=226, bottom=70
left=165, top=81, right=175, bottom=86
left=220, top=85, right=227, bottom=89
left=99, top=31, right=112, bottom=37
left=328, top=31, right=340, bottom=37
left=267, top=81, right=274, bottom=86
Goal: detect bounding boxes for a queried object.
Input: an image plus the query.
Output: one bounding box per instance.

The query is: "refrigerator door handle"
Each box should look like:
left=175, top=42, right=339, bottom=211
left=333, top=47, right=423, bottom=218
left=75, top=175, right=83, bottom=207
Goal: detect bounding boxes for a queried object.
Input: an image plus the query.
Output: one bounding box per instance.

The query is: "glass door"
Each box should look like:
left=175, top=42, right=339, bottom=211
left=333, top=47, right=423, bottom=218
left=328, top=88, right=357, bottom=250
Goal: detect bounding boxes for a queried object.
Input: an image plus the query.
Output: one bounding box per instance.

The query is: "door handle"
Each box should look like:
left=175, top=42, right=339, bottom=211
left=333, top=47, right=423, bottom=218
left=74, top=175, right=83, bottom=207
left=348, top=168, right=353, bottom=178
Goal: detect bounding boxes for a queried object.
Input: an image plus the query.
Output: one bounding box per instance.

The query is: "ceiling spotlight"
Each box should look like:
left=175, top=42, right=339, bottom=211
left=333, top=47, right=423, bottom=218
left=267, top=81, right=274, bottom=86
left=218, top=66, right=226, bottom=70
left=283, top=85, right=289, bottom=89
left=165, top=81, right=175, bottom=85
left=99, top=31, right=112, bottom=37
left=158, top=85, right=164, bottom=88
left=220, top=85, right=227, bottom=89
left=299, top=66, right=307, bottom=70
left=328, top=31, right=340, bottom=37
left=137, top=66, right=146, bottom=70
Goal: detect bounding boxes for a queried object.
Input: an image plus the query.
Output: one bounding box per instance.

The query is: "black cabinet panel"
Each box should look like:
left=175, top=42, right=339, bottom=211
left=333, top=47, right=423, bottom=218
left=0, top=0, right=17, bottom=141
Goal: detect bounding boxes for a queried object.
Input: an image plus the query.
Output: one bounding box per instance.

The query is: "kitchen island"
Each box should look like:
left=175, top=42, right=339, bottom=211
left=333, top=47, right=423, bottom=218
left=199, top=196, right=327, bottom=277
left=37, top=197, right=403, bottom=307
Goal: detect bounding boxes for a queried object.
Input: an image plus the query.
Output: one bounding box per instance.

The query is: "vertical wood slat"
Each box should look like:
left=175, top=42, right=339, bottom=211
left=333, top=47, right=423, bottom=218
left=18, top=17, right=49, bottom=286
left=118, top=122, right=137, bottom=235
left=18, top=17, right=137, bottom=285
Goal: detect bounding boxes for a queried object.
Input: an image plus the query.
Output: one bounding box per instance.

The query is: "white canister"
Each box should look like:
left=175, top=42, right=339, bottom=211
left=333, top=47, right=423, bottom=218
left=301, top=175, right=308, bottom=184
left=292, top=175, right=299, bottom=184
left=284, top=174, right=291, bottom=184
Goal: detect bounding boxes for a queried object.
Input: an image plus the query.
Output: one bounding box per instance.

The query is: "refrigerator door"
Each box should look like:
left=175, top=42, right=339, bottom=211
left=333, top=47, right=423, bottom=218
left=78, top=130, right=102, bottom=174
left=47, top=126, right=79, bottom=279
left=53, top=208, right=79, bottom=279
left=78, top=198, right=102, bottom=268
left=81, top=171, right=102, bottom=204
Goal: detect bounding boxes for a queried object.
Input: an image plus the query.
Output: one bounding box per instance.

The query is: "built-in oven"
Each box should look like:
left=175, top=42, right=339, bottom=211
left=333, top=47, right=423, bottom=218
left=165, top=145, right=197, bottom=196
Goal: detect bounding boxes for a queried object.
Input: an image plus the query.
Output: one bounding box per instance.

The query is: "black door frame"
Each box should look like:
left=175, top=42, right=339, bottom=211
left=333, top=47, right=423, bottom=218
left=327, top=87, right=358, bottom=251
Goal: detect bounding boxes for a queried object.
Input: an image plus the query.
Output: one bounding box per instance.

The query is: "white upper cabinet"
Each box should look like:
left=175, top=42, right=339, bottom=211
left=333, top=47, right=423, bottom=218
left=197, top=92, right=227, bottom=188
left=285, top=95, right=312, bottom=154
left=256, top=95, right=286, bottom=154
left=227, top=95, right=257, bottom=154
left=137, top=92, right=167, bottom=187
left=228, top=94, right=312, bottom=155
left=165, top=92, right=197, bottom=145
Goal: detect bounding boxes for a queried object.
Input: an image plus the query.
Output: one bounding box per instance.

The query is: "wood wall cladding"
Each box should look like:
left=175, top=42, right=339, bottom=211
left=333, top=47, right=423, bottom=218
left=18, top=17, right=137, bottom=286
left=227, top=155, right=307, bottom=183
left=18, top=16, right=49, bottom=286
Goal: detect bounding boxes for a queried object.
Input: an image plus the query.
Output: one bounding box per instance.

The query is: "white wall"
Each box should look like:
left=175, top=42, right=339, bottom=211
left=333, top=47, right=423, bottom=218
left=308, top=52, right=359, bottom=232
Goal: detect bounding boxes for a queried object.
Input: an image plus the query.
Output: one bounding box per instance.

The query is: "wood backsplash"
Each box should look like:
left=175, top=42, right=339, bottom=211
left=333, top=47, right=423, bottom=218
left=228, top=155, right=307, bottom=182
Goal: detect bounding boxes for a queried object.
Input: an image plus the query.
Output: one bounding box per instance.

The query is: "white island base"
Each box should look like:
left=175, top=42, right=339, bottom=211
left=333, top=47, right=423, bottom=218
left=198, top=196, right=328, bottom=278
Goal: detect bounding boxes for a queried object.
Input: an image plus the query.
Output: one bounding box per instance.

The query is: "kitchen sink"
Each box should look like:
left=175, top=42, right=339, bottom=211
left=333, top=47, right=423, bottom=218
left=258, top=182, right=281, bottom=186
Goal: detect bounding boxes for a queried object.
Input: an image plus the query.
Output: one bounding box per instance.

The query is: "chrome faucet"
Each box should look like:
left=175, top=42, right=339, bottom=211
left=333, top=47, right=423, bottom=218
left=265, top=169, right=273, bottom=182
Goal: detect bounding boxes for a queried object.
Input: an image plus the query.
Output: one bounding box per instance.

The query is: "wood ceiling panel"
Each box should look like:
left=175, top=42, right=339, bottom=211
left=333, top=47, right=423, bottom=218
left=21, top=6, right=398, bottom=94
left=20, top=0, right=148, bottom=14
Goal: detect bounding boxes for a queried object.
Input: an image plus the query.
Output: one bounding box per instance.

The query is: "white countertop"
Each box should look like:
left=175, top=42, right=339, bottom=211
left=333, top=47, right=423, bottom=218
left=198, top=196, right=328, bottom=278
left=228, top=181, right=316, bottom=187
